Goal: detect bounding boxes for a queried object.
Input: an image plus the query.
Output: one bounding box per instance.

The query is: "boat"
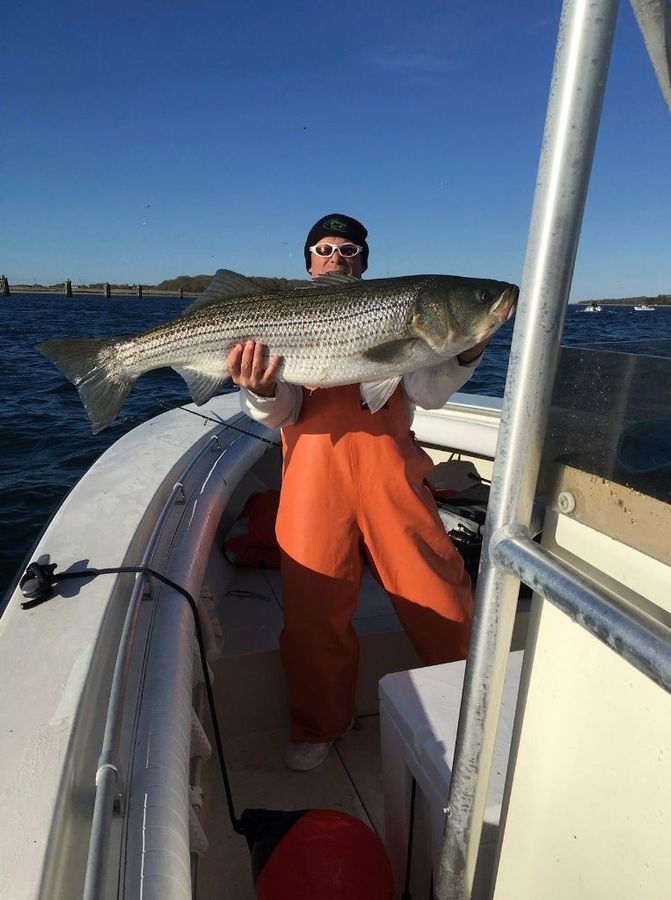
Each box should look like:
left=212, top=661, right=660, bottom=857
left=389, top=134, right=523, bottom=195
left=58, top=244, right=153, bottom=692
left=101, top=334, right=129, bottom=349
left=583, top=301, right=602, bottom=312
left=633, top=303, right=655, bottom=310
left=1, top=346, right=669, bottom=900
left=1, top=2, right=670, bottom=899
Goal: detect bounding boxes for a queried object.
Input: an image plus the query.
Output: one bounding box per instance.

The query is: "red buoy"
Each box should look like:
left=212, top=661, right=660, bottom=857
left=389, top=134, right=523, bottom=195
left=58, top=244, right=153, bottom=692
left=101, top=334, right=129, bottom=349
left=245, top=808, right=393, bottom=899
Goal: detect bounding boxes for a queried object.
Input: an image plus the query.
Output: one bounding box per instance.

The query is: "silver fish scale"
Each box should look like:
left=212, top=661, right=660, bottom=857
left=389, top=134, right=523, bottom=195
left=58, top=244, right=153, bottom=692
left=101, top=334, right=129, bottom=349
left=206, top=284, right=416, bottom=355
left=119, top=282, right=419, bottom=383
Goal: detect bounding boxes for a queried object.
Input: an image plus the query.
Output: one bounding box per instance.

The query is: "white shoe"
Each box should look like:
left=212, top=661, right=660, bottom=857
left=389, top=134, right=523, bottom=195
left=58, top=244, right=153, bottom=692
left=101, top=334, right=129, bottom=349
left=285, top=739, right=333, bottom=771
left=285, top=718, right=356, bottom=772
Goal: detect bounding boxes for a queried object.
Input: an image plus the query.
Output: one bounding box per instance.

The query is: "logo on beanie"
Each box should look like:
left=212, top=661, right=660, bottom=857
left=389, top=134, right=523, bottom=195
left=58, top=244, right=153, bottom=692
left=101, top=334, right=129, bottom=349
left=321, top=217, right=348, bottom=233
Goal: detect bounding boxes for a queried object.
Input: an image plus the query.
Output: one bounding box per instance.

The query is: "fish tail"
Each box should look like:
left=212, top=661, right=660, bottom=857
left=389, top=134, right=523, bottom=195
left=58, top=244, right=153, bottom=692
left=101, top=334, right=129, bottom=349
left=37, top=337, right=134, bottom=434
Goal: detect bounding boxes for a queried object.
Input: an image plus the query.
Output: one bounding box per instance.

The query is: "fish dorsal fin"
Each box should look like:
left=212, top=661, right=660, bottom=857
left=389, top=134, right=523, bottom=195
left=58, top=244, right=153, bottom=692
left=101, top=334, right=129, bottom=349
left=313, top=274, right=361, bottom=287
left=183, top=270, right=263, bottom=314
left=360, top=376, right=403, bottom=413
left=247, top=275, right=316, bottom=292
left=183, top=270, right=313, bottom=314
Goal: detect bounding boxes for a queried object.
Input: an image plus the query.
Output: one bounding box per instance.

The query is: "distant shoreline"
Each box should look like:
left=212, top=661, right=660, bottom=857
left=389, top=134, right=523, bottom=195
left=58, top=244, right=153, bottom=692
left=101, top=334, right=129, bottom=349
left=0, top=273, right=211, bottom=298
left=575, top=299, right=671, bottom=307
left=4, top=288, right=198, bottom=299
left=2, top=285, right=669, bottom=306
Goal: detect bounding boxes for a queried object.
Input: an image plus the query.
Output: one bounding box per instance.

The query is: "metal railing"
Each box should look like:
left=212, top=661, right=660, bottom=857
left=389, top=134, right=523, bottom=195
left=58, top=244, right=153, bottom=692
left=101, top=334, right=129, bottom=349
left=435, top=1, right=671, bottom=897
left=495, top=532, right=671, bottom=693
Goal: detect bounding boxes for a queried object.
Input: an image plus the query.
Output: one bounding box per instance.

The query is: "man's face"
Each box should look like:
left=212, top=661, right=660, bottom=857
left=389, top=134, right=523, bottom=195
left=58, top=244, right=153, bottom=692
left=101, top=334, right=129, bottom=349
left=309, top=235, right=365, bottom=279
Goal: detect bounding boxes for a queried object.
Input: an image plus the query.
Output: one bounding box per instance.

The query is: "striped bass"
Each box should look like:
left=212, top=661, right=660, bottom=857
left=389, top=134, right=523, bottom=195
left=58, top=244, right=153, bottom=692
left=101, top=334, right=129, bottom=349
left=36, top=269, right=518, bottom=434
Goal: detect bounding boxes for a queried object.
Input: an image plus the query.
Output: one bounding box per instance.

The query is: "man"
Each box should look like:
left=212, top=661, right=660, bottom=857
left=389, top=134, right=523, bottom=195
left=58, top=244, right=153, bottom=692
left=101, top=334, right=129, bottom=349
left=227, top=214, right=487, bottom=771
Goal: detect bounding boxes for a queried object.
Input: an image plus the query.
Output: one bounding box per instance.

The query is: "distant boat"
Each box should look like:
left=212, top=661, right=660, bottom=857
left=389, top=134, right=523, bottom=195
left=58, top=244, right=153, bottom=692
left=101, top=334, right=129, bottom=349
left=633, top=304, right=655, bottom=311
left=584, top=301, right=602, bottom=312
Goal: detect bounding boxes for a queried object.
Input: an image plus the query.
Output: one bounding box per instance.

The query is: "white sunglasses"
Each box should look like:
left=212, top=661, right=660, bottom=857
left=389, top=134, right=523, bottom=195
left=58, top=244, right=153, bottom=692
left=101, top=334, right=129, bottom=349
left=309, top=242, right=364, bottom=259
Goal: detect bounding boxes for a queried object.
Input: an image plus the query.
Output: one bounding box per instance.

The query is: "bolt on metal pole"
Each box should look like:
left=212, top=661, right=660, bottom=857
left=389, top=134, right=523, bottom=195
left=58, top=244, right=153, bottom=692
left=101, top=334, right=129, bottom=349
left=435, top=1, right=621, bottom=898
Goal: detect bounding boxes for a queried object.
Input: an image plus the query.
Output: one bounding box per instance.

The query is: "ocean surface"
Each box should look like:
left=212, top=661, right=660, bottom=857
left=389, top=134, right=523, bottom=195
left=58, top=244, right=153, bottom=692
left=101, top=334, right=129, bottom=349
left=1, top=293, right=670, bottom=600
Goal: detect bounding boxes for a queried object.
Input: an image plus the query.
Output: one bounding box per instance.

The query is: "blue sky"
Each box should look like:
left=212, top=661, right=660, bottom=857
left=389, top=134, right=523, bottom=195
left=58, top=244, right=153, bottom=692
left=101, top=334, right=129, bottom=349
left=3, top=0, right=669, bottom=301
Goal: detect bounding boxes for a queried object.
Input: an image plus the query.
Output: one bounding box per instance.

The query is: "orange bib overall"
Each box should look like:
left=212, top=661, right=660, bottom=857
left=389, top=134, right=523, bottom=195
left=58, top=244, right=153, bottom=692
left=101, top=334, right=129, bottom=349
left=276, top=384, right=473, bottom=743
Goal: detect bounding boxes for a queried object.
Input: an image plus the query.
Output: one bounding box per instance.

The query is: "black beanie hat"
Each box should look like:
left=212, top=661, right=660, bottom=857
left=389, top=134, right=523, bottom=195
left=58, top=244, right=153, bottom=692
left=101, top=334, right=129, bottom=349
left=304, top=213, right=369, bottom=273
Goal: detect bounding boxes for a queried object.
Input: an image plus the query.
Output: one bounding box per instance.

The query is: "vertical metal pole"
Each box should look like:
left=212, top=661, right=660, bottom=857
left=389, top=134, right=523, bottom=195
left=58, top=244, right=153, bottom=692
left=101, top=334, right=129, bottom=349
left=435, top=1, right=621, bottom=898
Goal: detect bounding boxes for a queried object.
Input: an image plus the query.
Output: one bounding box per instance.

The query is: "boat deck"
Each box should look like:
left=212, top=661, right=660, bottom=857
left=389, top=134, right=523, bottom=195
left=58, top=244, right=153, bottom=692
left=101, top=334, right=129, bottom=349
left=196, top=553, right=529, bottom=897
left=197, top=562, right=413, bottom=897
left=200, top=714, right=385, bottom=897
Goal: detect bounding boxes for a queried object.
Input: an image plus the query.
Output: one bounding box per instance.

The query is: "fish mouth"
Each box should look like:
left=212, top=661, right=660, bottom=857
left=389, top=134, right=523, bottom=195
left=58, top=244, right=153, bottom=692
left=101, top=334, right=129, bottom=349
left=491, top=285, right=519, bottom=324
left=453, top=284, right=519, bottom=350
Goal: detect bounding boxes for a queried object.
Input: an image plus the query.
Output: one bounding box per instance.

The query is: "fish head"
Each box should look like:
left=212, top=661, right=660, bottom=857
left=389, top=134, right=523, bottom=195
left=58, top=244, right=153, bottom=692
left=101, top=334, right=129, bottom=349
left=410, top=275, right=518, bottom=354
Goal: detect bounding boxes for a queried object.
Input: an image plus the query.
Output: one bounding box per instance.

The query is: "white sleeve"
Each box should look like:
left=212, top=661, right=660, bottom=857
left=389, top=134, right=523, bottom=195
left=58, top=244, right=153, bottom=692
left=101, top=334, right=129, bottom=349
left=238, top=381, right=303, bottom=429
left=402, top=356, right=481, bottom=410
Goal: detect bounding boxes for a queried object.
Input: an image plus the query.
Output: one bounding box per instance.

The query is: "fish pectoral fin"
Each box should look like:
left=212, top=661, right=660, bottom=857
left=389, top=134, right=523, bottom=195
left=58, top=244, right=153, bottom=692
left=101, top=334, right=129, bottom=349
left=363, top=338, right=416, bottom=363
left=361, top=377, right=403, bottom=413
left=172, top=366, right=228, bottom=405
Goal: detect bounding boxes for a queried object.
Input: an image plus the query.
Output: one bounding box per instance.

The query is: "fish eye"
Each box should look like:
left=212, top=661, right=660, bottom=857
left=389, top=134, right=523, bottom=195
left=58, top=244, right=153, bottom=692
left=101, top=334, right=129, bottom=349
left=479, top=289, right=491, bottom=304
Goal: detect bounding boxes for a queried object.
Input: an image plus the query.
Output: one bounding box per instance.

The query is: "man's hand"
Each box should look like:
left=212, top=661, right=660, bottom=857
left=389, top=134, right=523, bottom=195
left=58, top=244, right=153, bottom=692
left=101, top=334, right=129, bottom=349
left=457, top=337, right=491, bottom=365
left=227, top=340, right=282, bottom=397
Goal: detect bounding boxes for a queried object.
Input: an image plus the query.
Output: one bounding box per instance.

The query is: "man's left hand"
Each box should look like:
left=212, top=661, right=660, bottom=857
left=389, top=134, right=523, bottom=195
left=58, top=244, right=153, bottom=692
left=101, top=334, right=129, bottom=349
left=458, top=337, right=490, bottom=365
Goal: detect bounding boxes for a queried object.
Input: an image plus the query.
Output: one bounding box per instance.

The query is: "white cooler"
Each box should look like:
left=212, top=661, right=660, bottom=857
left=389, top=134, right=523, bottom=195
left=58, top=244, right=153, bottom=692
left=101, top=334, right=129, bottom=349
left=379, top=651, right=523, bottom=899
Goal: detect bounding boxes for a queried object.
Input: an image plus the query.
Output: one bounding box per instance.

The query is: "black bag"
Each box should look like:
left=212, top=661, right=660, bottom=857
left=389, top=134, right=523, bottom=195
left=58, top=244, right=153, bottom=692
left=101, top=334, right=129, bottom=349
left=435, top=481, right=489, bottom=583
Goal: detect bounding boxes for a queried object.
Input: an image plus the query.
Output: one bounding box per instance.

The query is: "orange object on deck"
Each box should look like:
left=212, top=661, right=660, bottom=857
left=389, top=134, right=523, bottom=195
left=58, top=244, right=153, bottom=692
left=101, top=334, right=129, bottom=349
left=252, top=809, right=393, bottom=899
left=276, top=384, right=473, bottom=743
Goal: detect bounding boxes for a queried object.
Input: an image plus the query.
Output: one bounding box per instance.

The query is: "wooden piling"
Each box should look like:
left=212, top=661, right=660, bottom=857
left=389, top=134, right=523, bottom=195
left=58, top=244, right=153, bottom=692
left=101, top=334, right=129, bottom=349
left=137, top=284, right=143, bottom=298
left=65, top=279, right=72, bottom=298
left=104, top=282, right=111, bottom=298
left=1, top=275, right=9, bottom=296
left=179, top=287, right=184, bottom=299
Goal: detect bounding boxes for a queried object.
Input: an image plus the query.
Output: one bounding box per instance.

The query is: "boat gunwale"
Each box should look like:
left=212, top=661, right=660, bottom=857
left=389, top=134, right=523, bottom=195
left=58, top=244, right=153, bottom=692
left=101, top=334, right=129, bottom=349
left=0, top=395, right=246, bottom=899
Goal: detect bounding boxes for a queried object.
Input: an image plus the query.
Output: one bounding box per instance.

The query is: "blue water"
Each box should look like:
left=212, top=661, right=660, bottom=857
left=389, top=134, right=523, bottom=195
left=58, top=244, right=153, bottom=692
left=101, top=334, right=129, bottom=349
left=1, top=294, right=669, bottom=598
